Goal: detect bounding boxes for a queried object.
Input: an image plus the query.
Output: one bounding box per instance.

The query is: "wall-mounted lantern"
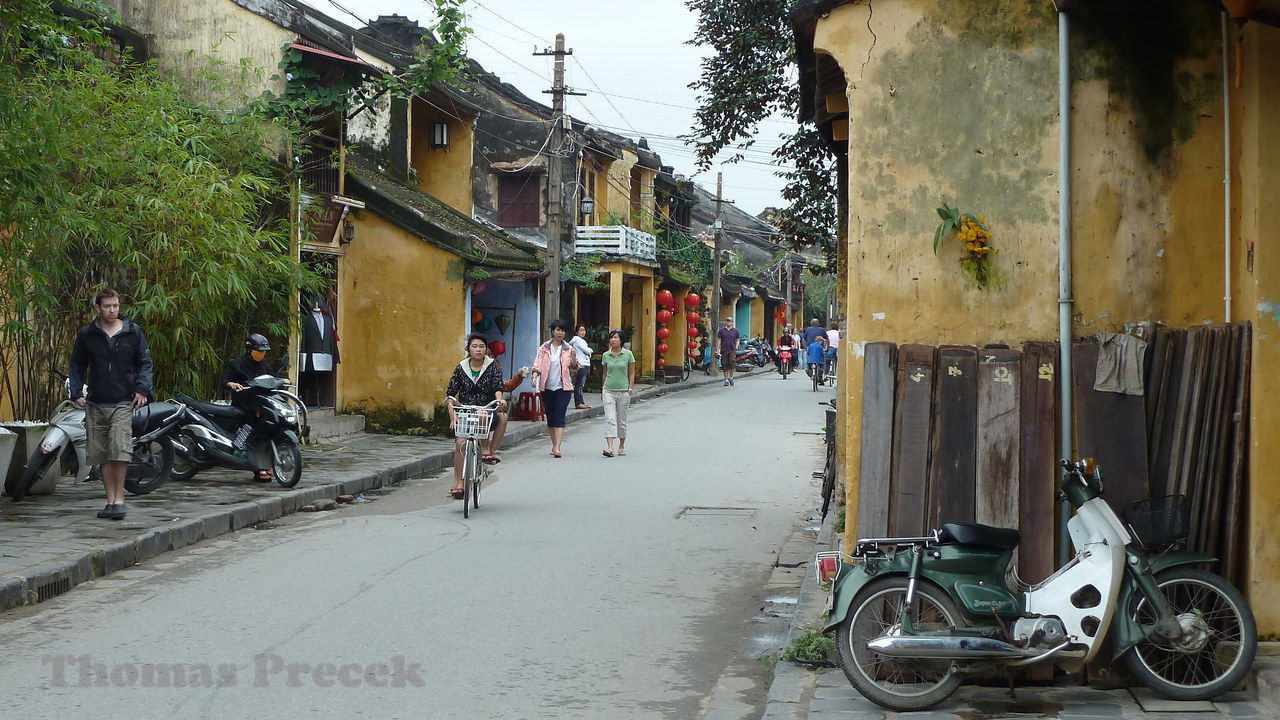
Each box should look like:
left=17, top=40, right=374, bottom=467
left=430, top=122, right=449, bottom=149
left=579, top=195, right=595, bottom=218
left=340, top=219, right=356, bottom=245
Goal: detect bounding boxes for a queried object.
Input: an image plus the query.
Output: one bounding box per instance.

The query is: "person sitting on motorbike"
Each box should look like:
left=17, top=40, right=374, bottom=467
left=445, top=334, right=511, bottom=499
left=775, top=331, right=795, bottom=373
left=223, top=333, right=278, bottom=481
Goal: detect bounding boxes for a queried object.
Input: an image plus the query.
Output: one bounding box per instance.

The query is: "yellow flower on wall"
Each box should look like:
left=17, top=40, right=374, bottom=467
left=933, top=201, right=998, bottom=289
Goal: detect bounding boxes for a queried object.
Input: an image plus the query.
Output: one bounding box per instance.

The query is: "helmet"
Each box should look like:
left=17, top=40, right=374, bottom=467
left=245, top=333, right=271, bottom=352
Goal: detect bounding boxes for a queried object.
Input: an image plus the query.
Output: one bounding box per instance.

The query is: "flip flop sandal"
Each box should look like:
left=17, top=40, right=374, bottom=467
left=602, top=450, right=614, bottom=457
left=481, top=454, right=501, bottom=465
left=449, top=488, right=465, bottom=499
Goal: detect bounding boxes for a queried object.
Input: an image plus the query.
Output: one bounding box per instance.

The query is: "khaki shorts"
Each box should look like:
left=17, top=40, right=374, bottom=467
left=85, top=403, right=133, bottom=465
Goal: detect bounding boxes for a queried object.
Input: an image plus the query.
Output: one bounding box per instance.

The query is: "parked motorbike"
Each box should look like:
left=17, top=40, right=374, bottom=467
left=171, top=376, right=306, bottom=487
left=818, top=458, right=1257, bottom=712
left=5, top=371, right=181, bottom=501
left=734, top=337, right=771, bottom=370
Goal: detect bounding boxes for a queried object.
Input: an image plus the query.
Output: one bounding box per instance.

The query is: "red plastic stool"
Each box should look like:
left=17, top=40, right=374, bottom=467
left=514, top=392, right=544, bottom=422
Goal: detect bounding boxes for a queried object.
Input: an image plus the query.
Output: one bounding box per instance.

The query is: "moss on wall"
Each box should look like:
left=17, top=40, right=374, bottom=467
left=1070, top=0, right=1221, bottom=163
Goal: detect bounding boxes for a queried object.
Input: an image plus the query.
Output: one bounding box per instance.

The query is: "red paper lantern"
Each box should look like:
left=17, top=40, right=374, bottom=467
left=689, top=351, right=698, bottom=359
left=657, top=327, right=670, bottom=340
left=656, top=309, right=672, bottom=324
left=685, top=311, right=700, bottom=325
left=657, top=343, right=669, bottom=354
left=656, top=289, right=674, bottom=307
left=687, top=340, right=697, bottom=350
left=487, top=340, right=506, bottom=357
left=657, top=358, right=666, bottom=367
left=684, top=292, right=701, bottom=308
left=687, top=326, right=699, bottom=338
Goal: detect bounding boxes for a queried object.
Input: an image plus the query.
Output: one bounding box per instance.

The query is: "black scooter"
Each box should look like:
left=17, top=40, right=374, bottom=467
left=171, top=376, right=307, bottom=487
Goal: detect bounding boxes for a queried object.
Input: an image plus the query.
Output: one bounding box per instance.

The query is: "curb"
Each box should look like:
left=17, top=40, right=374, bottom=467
left=0, top=371, right=728, bottom=615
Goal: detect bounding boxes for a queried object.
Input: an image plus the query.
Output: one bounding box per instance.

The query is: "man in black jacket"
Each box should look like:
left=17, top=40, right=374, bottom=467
left=223, top=333, right=276, bottom=481
left=69, top=289, right=152, bottom=520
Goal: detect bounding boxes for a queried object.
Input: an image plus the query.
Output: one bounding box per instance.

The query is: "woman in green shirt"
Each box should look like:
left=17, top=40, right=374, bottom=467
left=599, top=329, right=635, bottom=457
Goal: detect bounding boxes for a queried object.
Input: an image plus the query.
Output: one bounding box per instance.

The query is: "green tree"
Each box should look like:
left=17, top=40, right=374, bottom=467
left=683, top=0, right=837, bottom=270
left=0, top=2, right=317, bottom=417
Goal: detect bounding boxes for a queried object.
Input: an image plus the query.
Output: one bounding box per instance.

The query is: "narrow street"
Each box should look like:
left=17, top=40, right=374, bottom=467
left=0, top=371, right=835, bottom=719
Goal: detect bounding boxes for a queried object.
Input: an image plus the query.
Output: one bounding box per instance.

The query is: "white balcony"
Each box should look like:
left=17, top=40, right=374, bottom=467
left=575, top=225, right=656, bottom=261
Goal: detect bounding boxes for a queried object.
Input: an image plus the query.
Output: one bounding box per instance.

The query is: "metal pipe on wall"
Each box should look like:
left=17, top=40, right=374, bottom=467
left=1222, top=12, right=1233, bottom=323
left=1056, top=9, right=1075, bottom=567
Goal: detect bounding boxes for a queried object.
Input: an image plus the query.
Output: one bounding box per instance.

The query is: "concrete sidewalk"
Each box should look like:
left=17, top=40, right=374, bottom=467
left=764, top=508, right=1280, bottom=719
left=0, top=371, right=729, bottom=615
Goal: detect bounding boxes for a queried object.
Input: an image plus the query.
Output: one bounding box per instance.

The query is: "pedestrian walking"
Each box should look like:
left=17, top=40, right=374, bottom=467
left=568, top=324, right=594, bottom=409
left=68, top=289, right=153, bottom=520
left=716, top=317, right=740, bottom=386
left=530, top=318, right=578, bottom=458
left=598, top=329, right=635, bottom=457
left=445, top=333, right=510, bottom=498
left=825, top=322, right=841, bottom=374
left=801, top=318, right=824, bottom=373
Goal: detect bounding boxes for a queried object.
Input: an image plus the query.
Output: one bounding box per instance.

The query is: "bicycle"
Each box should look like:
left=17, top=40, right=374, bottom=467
left=810, top=359, right=825, bottom=392
left=814, top=399, right=838, bottom=518
left=448, top=397, right=499, bottom=518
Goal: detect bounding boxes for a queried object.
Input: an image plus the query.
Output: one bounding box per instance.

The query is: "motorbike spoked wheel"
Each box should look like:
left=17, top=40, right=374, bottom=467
left=124, top=437, right=175, bottom=495
left=836, top=576, right=964, bottom=711
left=1124, top=567, right=1257, bottom=701
left=168, top=431, right=201, bottom=482
left=8, top=448, right=59, bottom=501
left=270, top=437, right=303, bottom=488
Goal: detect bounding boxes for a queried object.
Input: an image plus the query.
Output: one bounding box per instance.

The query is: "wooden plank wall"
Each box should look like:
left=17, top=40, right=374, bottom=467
left=853, top=324, right=1250, bottom=588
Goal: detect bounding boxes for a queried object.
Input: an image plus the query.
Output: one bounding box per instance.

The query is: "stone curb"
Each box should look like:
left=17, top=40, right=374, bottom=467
left=0, top=371, right=730, bottom=615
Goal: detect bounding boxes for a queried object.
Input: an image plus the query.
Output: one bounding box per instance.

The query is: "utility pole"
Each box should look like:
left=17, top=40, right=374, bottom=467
left=709, top=172, right=724, bottom=359
left=535, top=34, right=583, bottom=323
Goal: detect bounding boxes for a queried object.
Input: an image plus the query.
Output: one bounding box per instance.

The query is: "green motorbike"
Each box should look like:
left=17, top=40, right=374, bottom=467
left=819, top=458, right=1257, bottom=711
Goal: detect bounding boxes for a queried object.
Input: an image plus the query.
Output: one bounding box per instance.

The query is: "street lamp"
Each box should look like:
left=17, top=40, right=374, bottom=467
left=579, top=195, right=595, bottom=219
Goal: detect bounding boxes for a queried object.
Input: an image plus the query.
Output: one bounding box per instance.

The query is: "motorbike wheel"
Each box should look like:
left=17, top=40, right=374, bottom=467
left=836, top=576, right=964, bottom=711
left=8, top=448, right=59, bottom=501
left=168, top=431, right=201, bottom=482
left=1124, top=567, right=1257, bottom=701
left=271, top=437, right=303, bottom=488
left=124, top=437, right=175, bottom=495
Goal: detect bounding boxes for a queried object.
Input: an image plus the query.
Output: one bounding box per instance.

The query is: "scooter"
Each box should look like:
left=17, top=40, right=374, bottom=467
left=172, top=375, right=306, bottom=487
left=818, top=458, right=1257, bottom=712
left=777, top=347, right=793, bottom=379
left=5, top=371, right=182, bottom=501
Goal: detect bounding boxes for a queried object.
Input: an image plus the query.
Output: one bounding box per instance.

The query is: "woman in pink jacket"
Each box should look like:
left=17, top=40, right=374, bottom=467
left=530, top=318, right=579, bottom=457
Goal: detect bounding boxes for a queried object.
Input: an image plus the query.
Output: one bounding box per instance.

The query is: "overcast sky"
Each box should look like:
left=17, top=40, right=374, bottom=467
left=297, top=0, right=795, bottom=214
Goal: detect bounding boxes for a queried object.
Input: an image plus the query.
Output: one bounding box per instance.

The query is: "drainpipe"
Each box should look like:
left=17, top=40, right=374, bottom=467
left=1056, top=9, right=1074, bottom=567
left=1221, top=12, right=1233, bottom=323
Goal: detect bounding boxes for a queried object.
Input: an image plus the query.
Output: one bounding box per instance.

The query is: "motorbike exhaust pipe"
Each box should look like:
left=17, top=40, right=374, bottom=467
left=868, top=635, right=1028, bottom=659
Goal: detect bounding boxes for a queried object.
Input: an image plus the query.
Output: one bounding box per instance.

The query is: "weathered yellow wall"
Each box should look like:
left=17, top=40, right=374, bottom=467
left=750, top=297, right=765, bottom=340
left=338, top=211, right=465, bottom=419
left=1236, top=21, right=1280, bottom=633
left=606, top=151, right=638, bottom=225
left=410, top=99, right=475, bottom=213
left=816, top=0, right=1279, bottom=626
left=106, top=0, right=290, bottom=102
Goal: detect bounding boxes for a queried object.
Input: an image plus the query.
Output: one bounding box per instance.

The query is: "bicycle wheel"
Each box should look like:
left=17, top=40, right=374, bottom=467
left=462, top=439, right=477, bottom=518
left=1124, top=568, right=1257, bottom=700
left=820, top=444, right=837, bottom=519
left=812, top=367, right=821, bottom=392
left=682, top=360, right=691, bottom=381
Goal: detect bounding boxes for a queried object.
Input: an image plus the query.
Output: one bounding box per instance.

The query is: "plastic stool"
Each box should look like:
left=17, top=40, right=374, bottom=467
left=514, top=392, right=544, bottom=422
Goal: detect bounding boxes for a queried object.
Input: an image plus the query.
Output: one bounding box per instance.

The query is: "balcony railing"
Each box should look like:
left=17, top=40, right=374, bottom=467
left=300, top=134, right=340, bottom=196
left=575, top=225, right=656, bottom=261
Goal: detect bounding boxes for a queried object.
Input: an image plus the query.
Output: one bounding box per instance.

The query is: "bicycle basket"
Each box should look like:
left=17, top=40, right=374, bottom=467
left=1121, top=494, right=1189, bottom=549
left=454, top=407, right=492, bottom=439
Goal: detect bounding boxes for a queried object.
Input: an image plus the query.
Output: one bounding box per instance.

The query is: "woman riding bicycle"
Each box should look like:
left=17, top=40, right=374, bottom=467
left=445, top=334, right=509, bottom=499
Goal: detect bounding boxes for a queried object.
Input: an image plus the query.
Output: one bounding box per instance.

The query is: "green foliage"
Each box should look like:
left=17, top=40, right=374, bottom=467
left=0, top=6, right=320, bottom=417
left=657, top=231, right=712, bottom=291
left=563, top=253, right=608, bottom=289
left=684, top=0, right=837, bottom=270
left=353, top=402, right=450, bottom=437
left=834, top=508, right=845, bottom=535
left=780, top=628, right=835, bottom=665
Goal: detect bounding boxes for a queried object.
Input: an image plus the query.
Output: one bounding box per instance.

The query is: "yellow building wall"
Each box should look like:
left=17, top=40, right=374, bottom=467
left=410, top=100, right=475, bottom=213
left=749, top=297, right=764, bottom=340
left=338, top=211, right=465, bottom=419
left=815, top=1, right=1280, bottom=627
left=105, top=0, right=291, bottom=102
left=605, top=151, right=638, bottom=226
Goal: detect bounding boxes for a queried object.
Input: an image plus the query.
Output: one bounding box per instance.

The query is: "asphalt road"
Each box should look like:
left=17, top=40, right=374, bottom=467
left=0, top=368, right=835, bottom=719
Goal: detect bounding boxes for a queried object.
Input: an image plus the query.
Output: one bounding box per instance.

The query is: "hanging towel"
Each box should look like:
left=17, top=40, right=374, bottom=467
left=1094, top=331, right=1147, bottom=396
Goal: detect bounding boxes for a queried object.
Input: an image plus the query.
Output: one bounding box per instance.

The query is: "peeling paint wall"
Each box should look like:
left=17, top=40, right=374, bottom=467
left=409, top=98, right=475, bottom=213
left=105, top=0, right=291, bottom=103
left=338, top=211, right=466, bottom=419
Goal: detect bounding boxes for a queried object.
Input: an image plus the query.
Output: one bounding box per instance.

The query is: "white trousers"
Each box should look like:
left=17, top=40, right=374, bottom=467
left=602, top=389, right=630, bottom=439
